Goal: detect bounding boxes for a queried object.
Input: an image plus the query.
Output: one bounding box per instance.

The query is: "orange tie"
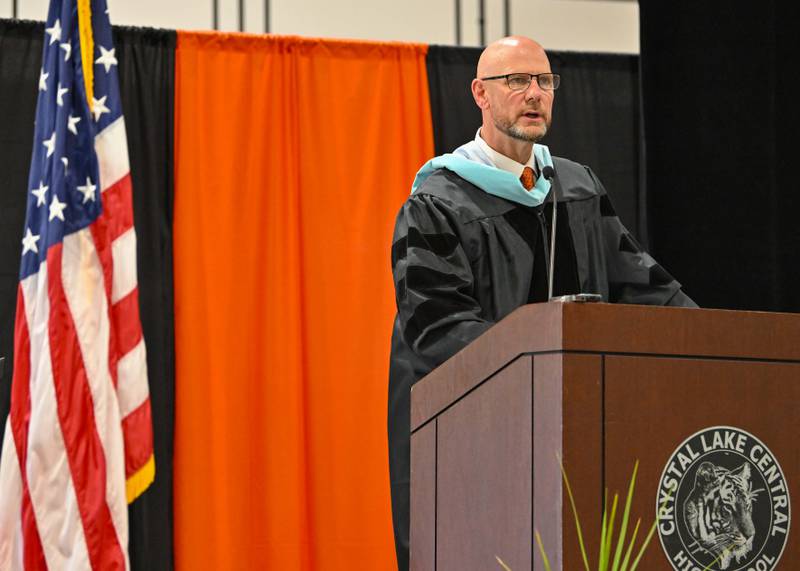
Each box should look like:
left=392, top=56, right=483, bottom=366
left=520, top=166, right=536, bottom=190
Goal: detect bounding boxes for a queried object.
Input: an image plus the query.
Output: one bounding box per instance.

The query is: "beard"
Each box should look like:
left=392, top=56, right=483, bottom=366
left=494, top=114, right=548, bottom=143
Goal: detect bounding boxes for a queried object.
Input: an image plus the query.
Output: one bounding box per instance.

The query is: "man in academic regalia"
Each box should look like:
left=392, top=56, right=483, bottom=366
left=387, top=36, right=696, bottom=570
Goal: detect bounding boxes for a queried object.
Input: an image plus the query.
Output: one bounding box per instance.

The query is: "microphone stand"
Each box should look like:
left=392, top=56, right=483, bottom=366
left=542, top=166, right=603, bottom=304
left=542, top=166, right=557, bottom=300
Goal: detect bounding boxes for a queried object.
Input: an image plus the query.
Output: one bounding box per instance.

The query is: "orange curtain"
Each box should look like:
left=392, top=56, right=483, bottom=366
left=172, top=31, right=433, bottom=570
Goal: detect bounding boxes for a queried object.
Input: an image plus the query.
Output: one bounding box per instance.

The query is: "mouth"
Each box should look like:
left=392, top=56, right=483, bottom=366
left=521, top=111, right=543, bottom=122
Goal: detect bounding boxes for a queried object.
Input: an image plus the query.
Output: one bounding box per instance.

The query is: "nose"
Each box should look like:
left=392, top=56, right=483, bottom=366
left=524, top=79, right=543, bottom=103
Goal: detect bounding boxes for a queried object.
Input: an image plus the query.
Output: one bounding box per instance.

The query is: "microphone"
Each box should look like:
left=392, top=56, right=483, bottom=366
left=541, top=165, right=557, bottom=300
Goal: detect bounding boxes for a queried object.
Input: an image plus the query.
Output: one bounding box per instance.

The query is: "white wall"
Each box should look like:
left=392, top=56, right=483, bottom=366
left=272, top=0, right=455, bottom=45
left=11, top=0, right=47, bottom=20
left=512, top=1, right=639, bottom=53
left=0, top=0, right=639, bottom=53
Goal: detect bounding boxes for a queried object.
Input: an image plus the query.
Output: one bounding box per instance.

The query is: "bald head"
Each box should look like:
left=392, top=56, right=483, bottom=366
left=477, top=36, right=549, bottom=79
left=471, top=35, right=554, bottom=164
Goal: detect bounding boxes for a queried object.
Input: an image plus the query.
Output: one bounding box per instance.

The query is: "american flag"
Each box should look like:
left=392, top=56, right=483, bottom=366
left=0, top=0, right=154, bottom=568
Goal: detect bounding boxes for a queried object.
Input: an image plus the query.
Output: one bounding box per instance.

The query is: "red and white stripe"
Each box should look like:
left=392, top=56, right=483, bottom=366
left=0, top=116, right=153, bottom=570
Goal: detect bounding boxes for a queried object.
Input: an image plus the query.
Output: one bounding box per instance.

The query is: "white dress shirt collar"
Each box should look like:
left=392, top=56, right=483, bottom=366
left=474, top=128, right=537, bottom=178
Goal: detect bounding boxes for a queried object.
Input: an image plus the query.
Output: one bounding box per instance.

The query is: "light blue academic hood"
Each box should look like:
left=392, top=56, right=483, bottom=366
left=411, top=141, right=553, bottom=207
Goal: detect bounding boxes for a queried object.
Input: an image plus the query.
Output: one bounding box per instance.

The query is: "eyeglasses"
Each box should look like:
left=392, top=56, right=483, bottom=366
left=480, top=72, right=561, bottom=92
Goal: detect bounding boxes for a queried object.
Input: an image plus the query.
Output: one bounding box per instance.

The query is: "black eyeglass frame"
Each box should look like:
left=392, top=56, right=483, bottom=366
left=479, top=72, right=561, bottom=91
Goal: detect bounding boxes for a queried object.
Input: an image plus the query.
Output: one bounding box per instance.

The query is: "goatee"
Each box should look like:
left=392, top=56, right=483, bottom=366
left=494, top=116, right=547, bottom=143
left=507, top=123, right=546, bottom=143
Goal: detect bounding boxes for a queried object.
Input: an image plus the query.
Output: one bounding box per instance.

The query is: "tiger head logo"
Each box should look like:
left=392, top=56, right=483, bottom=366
left=659, top=427, right=789, bottom=571
left=683, top=461, right=761, bottom=569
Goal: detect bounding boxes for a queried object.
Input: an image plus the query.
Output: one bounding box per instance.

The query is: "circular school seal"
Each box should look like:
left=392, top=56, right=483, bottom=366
left=656, top=426, right=790, bottom=571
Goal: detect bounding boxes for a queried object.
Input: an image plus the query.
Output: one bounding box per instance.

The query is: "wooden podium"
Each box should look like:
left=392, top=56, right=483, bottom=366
left=409, top=302, right=799, bottom=570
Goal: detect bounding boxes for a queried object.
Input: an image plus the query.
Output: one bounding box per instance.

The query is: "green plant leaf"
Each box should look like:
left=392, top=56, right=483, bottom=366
left=627, top=481, right=674, bottom=570
left=555, top=457, right=662, bottom=571
left=619, top=518, right=640, bottom=571
left=702, top=544, right=736, bottom=571
left=611, top=461, right=639, bottom=571
left=535, top=530, right=554, bottom=571
left=558, top=455, right=592, bottom=571
left=598, top=490, right=608, bottom=571
left=495, top=555, right=513, bottom=571
left=603, top=493, right=619, bottom=570
left=628, top=518, right=658, bottom=570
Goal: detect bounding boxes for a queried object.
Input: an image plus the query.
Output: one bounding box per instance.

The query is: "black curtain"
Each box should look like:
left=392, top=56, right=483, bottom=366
left=640, top=2, right=800, bottom=311
left=0, top=20, right=40, bottom=444
left=114, top=24, right=176, bottom=571
left=426, top=46, right=646, bottom=240
left=0, top=19, right=175, bottom=571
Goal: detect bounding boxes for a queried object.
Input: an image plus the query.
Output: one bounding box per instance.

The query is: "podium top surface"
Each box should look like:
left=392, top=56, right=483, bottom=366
left=410, top=302, right=800, bottom=430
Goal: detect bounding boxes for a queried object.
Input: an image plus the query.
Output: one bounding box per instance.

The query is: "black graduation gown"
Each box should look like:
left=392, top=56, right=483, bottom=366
left=387, top=156, right=696, bottom=570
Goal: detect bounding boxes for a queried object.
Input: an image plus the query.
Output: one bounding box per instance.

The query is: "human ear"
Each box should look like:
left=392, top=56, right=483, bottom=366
left=471, top=78, right=490, bottom=110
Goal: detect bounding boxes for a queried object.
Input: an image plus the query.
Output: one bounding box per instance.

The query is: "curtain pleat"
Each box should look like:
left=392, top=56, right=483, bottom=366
left=172, top=32, right=433, bottom=570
